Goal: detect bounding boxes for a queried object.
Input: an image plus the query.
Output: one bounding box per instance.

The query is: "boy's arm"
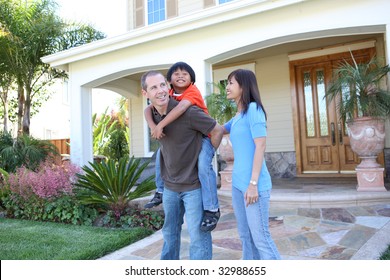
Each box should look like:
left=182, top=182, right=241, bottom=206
left=153, top=99, right=192, bottom=138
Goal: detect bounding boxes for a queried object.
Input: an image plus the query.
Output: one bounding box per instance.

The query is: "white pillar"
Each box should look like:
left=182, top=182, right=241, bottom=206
left=70, top=84, right=93, bottom=167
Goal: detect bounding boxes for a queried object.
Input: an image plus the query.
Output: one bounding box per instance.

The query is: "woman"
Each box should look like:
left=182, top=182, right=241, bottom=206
left=223, top=69, right=281, bottom=260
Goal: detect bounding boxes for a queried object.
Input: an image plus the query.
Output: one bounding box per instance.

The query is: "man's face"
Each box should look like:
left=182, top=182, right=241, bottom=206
left=142, top=74, right=169, bottom=107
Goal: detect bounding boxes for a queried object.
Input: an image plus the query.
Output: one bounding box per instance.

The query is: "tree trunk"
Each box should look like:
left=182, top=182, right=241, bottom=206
left=22, top=86, right=31, bottom=135
left=17, top=81, right=24, bottom=136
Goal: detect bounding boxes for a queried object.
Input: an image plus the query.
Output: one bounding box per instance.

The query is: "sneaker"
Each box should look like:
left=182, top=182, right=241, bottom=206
left=144, top=192, right=163, bottom=209
left=200, top=209, right=221, bottom=232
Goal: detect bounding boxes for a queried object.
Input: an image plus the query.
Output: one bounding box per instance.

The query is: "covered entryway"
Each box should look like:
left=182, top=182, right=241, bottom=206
left=290, top=44, right=384, bottom=175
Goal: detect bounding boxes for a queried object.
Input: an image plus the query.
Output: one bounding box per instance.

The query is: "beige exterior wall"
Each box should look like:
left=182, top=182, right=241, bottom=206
left=256, top=54, right=295, bottom=153
left=129, top=93, right=145, bottom=157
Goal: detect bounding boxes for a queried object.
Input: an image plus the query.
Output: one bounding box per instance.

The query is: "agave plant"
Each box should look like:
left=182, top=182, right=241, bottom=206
left=75, top=157, right=155, bottom=217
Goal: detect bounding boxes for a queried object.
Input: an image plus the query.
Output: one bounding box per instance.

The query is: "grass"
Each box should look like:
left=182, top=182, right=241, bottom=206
left=379, top=245, right=390, bottom=260
left=0, top=218, right=153, bottom=260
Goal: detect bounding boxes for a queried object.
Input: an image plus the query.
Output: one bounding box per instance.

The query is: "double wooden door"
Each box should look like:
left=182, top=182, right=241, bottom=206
left=291, top=48, right=384, bottom=175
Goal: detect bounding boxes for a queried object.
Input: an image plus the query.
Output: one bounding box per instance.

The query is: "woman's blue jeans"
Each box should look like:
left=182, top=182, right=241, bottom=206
left=232, top=187, right=281, bottom=260
left=161, top=188, right=212, bottom=260
left=155, top=137, right=219, bottom=211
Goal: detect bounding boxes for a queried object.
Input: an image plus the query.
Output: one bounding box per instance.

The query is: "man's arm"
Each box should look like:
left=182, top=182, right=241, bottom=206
left=209, top=124, right=224, bottom=149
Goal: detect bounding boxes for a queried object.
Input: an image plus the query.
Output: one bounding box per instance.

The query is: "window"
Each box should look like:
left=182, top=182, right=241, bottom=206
left=148, top=0, right=166, bottom=25
left=219, top=0, right=234, bottom=4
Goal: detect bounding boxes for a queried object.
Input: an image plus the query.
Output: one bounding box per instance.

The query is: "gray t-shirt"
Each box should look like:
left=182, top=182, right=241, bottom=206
left=152, top=98, right=216, bottom=192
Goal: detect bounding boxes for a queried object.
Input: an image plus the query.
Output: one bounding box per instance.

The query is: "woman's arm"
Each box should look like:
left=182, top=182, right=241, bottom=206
left=244, top=137, right=266, bottom=207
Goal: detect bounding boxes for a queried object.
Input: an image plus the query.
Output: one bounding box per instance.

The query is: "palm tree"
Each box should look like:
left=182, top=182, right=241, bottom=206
left=0, top=0, right=105, bottom=135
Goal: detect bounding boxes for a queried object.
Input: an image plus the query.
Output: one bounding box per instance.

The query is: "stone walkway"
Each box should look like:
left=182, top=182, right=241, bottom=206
left=99, top=178, right=390, bottom=260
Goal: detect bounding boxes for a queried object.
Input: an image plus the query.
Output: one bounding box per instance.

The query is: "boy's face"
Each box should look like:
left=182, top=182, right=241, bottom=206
left=142, top=74, right=169, bottom=108
left=170, top=68, right=192, bottom=91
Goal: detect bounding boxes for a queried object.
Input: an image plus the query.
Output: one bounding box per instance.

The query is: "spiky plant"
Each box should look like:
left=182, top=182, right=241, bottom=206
left=75, top=157, right=155, bottom=218
left=205, top=81, right=237, bottom=124
left=326, top=54, right=390, bottom=121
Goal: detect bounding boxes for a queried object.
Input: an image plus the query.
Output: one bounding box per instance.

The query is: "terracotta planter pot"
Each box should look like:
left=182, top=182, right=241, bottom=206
left=347, top=117, right=387, bottom=191
left=219, top=134, right=234, bottom=190
left=347, top=117, right=385, bottom=168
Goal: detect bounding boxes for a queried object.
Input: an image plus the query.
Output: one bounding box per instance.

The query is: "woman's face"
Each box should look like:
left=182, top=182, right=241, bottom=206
left=226, top=75, right=242, bottom=103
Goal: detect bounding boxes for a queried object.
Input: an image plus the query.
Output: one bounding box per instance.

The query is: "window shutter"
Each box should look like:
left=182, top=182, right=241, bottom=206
left=204, top=0, right=215, bottom=8
left=166, top=0, right=178, bottom=19
left=135, top=0, right=144, bottom=28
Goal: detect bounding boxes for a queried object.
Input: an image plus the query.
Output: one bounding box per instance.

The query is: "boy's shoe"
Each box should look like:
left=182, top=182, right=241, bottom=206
left=200, top=209, right=220, bottom=232
left=144, top=192, right=163, bottom=209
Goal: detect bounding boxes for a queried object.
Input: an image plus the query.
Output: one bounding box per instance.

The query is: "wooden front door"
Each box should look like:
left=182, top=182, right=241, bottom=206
left=290, top=47, right=382, bottom=175
left=295, top=62, right=359, bottom=174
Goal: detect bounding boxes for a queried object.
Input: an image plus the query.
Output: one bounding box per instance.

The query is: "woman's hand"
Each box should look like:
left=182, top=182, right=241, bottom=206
left=245, top=184, right=259, bottom=207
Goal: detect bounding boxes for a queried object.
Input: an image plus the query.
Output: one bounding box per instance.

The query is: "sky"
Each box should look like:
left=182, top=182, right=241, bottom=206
left=55, top=0, right=128, bottom=113
left=55, top=0, right=127, bottom=37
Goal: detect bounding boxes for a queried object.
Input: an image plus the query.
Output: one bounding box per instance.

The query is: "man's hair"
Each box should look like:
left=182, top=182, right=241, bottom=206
left=141, top=70, right=164, bottom=90
left=166, top=62, right=196, bottom=84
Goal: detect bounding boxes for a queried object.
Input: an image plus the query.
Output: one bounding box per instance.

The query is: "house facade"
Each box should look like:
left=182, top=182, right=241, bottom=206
left=42, top=0, right=390, bottom=179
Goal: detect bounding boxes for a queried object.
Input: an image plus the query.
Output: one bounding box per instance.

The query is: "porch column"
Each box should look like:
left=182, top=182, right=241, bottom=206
left=385, top=24, right=390, bottom=178
left=70, top=84, right=93, bottom=167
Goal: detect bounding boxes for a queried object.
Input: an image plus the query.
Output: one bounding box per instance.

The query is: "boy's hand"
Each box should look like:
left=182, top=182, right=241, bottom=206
left=151, top=124, right=165, bottom=139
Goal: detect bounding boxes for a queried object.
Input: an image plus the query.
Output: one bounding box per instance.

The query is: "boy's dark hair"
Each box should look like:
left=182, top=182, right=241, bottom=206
left=166, top=62, right=196, bottom=84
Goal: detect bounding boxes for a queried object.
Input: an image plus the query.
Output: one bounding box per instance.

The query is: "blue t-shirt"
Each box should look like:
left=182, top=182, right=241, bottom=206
left=224, top=102, right=272, bottom=192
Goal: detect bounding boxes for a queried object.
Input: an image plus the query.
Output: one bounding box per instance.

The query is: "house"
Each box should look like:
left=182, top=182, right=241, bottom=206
left=42, top=0, right=390, bottom=179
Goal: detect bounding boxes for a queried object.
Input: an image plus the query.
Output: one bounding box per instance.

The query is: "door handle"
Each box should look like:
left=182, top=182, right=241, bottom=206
left=338, top=122, right=343, bottom=145
left=331, top=122, right=336, bottom=146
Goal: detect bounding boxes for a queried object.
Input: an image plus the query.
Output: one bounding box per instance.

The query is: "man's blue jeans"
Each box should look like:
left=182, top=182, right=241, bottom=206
left=155, top=137, right=219, bottom=211
left=161, top=188, right=212, bottom=260
left=232, top=187, right=281, bottom=260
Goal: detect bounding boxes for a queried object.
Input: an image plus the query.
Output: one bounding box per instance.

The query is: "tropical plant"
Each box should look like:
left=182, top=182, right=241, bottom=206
left=75, top=157, right=155, bottom=218
left=0, top=0, right=105, bottom=135
left=205, top=81, right=237, bottom=124
left=325, top=54, right=390, bottom=121
left=0, top=131, right=58, bottom=172
left=92, top=109, right=118, bottom=156
left=105, top=129, right=129, bottom=161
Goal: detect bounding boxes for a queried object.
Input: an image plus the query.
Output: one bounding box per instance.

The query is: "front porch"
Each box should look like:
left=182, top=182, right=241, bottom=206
left=105, top=176, right=390, bottom=260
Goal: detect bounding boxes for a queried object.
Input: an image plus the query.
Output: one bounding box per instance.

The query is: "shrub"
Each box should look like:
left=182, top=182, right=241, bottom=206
left=0, top=132, right=59, bottom=173
left=2, top=193, right=98, bottom=225
left=97, top=208, right=164, bottom=231
left=75, top=157, right=155, bottom=218
left=7, top=161, right=80, bottom=199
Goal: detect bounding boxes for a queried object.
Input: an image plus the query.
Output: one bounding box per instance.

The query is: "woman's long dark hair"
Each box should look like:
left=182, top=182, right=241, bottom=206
left=228, top=69, right=267, bottom=119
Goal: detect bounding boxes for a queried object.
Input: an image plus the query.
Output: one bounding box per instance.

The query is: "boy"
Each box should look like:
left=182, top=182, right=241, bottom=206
left=144, top=62, right=220, bottom=232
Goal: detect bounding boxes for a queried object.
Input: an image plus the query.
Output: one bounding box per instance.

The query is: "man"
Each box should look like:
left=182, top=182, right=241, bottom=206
left=141, top=70, right=223, bottom=260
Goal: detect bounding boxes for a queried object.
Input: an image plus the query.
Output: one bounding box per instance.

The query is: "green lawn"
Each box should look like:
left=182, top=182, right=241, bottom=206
left=0, top=218, right=153, bottom=260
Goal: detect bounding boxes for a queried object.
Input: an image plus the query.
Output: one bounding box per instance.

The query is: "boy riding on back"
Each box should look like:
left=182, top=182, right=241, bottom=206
left=144, top=62, right=220, bottom=232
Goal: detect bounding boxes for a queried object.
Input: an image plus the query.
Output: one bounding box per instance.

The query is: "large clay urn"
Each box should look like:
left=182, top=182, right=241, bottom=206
left=347, top=117, right=385, bottom=168
left=218, top=134, right=234, bottom=190
left=347, top=117, right=386, bottom=191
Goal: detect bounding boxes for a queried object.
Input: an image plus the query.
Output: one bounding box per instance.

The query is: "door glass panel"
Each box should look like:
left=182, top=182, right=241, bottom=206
left=304, top=72, right=315, bottom=137
left=316, top=70, right=328, bottom=136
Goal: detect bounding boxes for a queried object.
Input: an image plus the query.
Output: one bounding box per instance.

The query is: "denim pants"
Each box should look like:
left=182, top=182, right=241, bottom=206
left=155, top=137, right=219, bottom=211
left=232, top=187, right=281, bottom=260
left=161, top=188, right=212, bottom=260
